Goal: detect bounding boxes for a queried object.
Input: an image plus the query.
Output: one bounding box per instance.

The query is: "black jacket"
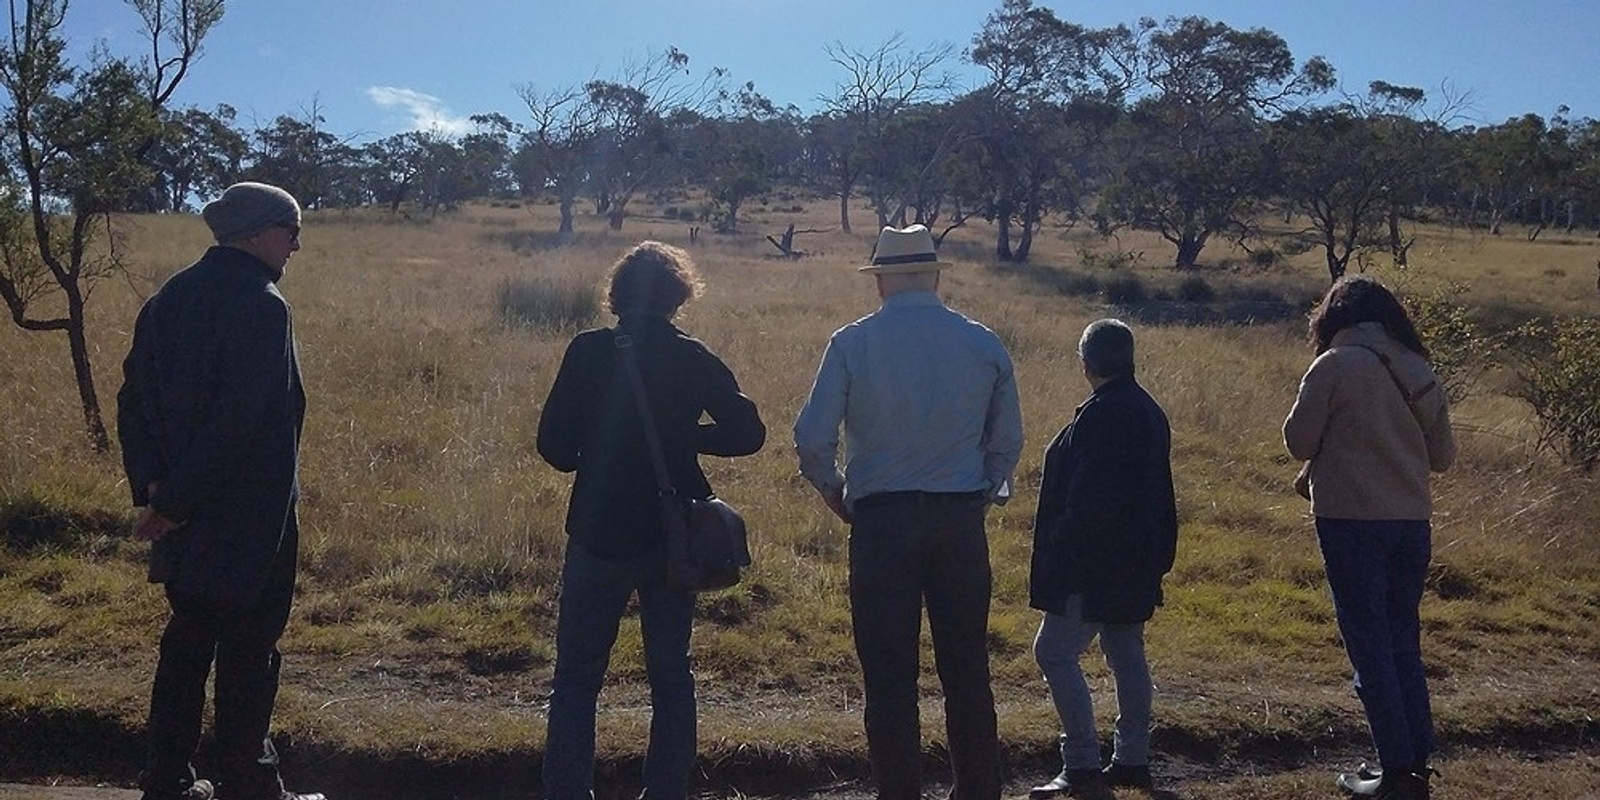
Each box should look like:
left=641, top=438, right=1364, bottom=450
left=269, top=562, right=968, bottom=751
left=1029, top=375, right=1177, bottom=623
left=117, top=245, right=307, bottom=605
left=537, top=314, right=765, bottom=560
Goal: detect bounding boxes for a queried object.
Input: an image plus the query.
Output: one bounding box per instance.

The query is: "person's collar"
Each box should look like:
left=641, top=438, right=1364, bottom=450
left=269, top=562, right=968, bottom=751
left=210, top=244, right=282, bottom=283
left=880, top=289, right=942, bottom=308
left=617, top=312, right=676, bottom=331
left=1090, top=373, right=1136, bottom=395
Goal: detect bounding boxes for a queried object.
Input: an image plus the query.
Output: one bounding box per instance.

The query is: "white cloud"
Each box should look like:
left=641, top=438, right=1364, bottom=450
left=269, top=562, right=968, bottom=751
left=365, top=86, right=473, bottom=137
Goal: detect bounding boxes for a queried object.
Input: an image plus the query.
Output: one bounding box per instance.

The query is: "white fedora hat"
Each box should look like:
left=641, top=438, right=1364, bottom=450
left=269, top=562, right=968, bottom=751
left=859, top=224, right=948, bottom=274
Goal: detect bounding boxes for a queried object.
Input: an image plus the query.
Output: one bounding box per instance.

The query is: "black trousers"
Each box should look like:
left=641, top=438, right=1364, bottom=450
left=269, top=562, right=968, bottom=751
left=140, top=518, right=297, bottom=800
left=849, top=491, right=1000, bottom=800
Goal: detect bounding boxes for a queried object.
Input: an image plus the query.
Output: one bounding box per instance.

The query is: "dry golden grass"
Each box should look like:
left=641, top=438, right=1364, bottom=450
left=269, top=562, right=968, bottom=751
left=1, top=197, right=1597, bottom=796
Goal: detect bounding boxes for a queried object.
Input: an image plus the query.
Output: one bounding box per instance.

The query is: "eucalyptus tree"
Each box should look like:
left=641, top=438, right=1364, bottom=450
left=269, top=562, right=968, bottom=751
left=516, top=82, right=598, bottom=235
left=1568, top=117, right=1600, bottom=233
left=1271, top=107, right=1396, bottom=282
left=584, top=47, right=726, bottom=230
left=145, top=103, right=248, bottom=211
left=965, top=0, right=1127, bottom=261
left=1098, top=15, right=1333, bottom=269
left=818, top=33, right=956, bottom=232
left=679, top=83, right=799, bottom=232
left=362, top=130, right=439, bottom=211
left=1458, top=114, right=1556, bottom=236
left=869, top=99, right=969, bottom=230
left=247, top=106, right=360, bottom=210
left=0, top=0, right=222, bottom=451
left=1523, top=106, right=1585, bottom=240
left=459, top=112, right=517, bottom=200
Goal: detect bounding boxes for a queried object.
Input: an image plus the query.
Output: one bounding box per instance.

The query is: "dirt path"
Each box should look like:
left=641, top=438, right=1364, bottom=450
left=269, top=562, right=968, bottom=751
left=5, top=747, right=1599, bottom=800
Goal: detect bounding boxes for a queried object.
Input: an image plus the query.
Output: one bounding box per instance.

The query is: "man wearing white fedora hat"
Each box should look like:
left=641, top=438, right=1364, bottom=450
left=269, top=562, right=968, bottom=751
left=795, top=224, right=1024, bottom=800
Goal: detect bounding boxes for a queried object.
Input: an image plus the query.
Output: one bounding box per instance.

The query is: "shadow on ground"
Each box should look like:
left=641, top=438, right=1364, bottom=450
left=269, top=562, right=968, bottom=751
left=4, top=701, right=1596, bottom=800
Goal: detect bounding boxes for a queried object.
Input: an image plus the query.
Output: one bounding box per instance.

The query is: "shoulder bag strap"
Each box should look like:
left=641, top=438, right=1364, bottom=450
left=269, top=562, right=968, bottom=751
left=614, top=332, right=678, bottom=501
left=1350, top=343, right=1438, bottom=415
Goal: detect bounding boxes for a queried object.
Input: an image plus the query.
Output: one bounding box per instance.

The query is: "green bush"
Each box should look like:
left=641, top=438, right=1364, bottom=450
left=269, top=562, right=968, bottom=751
left=1510, top=316, right=1600, bottom=470
left=497, top=277, right=598, bottom=333
left=1403, top=285, right=1500, bottom=405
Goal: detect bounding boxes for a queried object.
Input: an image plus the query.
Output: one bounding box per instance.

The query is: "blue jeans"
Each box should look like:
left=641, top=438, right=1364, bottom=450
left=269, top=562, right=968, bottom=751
left=1033, top=595, right=1152, bottom=770
left=1316, top=518, right=1434, bottom=772
left=543, top=542, right=697, bottom=800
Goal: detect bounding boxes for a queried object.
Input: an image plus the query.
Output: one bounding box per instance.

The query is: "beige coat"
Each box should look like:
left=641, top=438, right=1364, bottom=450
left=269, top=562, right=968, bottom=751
left=1284, top=321, right=1456, bottom=519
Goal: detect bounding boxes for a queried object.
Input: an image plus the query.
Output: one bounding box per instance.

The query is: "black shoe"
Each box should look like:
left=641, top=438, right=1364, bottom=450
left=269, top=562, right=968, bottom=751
left=141, top=779, right=215, bottom=800
left=1103, top=762, right=1153, bottom=789
left=1029, top=769, right=1104, bottom=798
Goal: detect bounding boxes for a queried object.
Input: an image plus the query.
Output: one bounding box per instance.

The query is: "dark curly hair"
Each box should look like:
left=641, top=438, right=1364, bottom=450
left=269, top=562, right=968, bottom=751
left=1307, top=275, right=1427, bottom=357
left=605, top=241, right=703, bottom=318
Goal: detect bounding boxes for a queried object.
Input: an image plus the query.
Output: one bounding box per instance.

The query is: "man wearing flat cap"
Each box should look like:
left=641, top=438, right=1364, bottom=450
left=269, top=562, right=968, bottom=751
left=795, top=225, right=1024, bottom=800
left=117, top=182, right=323, bottom=800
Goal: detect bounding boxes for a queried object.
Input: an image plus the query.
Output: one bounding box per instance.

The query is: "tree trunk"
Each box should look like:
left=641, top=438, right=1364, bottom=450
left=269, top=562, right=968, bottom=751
left=558, top=194, right=575, bottom=235
left=1174, top=236, right=1204, bottom=270
left=994, top=214, right=1014, bottom=261
left=1325, top=248, right=1347, bottom=284
left=1388, top=210, right=1408, bottom=267
left=66, top=295, right=109, bottom=453
left=1014, top=219, right=1035, bottom=263
left=837, top=190, right=852, bottom=233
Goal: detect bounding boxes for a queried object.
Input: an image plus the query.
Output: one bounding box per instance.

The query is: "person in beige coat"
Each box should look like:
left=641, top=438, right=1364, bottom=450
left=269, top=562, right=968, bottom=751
left=1284, top=275, right=1455, bottom=800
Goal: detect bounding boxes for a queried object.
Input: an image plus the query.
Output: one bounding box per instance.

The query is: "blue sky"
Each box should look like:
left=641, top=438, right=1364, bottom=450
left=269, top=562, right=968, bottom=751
left=64, top=0, right=1600, bottom=143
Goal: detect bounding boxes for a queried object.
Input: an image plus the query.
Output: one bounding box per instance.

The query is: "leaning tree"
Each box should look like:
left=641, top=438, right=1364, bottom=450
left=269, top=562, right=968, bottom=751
left=0, top=0, right=224, bottom=452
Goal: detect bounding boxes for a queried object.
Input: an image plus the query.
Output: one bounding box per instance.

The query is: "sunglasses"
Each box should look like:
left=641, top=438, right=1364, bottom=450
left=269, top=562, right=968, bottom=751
left=278, top=223, right=301, bottom=239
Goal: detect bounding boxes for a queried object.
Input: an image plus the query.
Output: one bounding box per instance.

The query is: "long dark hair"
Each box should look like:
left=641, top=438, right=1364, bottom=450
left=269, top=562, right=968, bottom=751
left=1307, top=275, right=1428, bottom=357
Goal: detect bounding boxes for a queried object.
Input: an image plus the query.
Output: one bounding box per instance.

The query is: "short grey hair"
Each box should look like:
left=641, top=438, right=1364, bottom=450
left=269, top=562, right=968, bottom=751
left=1078, top=318, right=1136, bottom=379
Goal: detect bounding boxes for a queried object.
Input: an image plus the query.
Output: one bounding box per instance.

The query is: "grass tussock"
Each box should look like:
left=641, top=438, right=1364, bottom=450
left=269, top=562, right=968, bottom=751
left=1, top=200, right=1598, bottom=791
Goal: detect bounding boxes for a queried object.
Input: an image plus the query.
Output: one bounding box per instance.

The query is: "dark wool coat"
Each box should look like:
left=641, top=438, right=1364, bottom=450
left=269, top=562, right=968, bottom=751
left=117, top=245, right=307, bottom=606
left=537, top=314, right=765, bottom=561
left=1029, top=375, right=1177, bottom=623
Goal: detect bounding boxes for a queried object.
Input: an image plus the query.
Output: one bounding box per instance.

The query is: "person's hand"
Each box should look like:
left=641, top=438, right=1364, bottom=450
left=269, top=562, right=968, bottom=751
left=132, top=506, right=179, bottom=541
left=820, top=486, right=853, bottom=525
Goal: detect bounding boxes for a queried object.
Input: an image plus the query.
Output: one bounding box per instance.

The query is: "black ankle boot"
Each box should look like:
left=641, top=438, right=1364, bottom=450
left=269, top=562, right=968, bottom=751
left=1373, top=767, right=1433, bottom=800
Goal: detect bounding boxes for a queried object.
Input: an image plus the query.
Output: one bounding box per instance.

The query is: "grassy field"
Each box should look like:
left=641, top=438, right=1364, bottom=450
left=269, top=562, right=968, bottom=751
left=1, top=197, right=1597, bottom=799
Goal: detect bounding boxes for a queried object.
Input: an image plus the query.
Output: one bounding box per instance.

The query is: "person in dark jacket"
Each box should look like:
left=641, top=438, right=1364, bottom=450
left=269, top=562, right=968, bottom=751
left=537, top=240, right=766, bottom=800
left=1027, top=319, right=1177, bottom=798
left=117, top=182, right=323, bottom=800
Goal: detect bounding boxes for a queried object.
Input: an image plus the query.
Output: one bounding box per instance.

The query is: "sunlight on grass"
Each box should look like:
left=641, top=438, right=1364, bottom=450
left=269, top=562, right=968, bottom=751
left=2, top=200, right=1597, bottom=775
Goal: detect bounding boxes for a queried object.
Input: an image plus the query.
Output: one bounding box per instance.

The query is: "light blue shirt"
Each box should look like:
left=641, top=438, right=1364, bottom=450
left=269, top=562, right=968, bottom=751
left=793, top=290, right=1024, bottom=508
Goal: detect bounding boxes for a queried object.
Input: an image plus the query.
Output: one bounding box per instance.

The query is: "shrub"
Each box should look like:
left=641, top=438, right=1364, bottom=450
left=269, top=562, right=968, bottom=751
left=1403, top=284, right=1500, bottom=404
left=1078, top=247, right=1145, bottom=271
left=1509, top=316, right=1600, bottom=470
left=497, top=277, right=598, bottom=333
left=1102, top=273, right=1148, bottom=305
left=1248, top=246, right=1281, bottom=268
left=1176, top=275, right=1216, bottom=303
left=1053, top=272, right=1100, bottom=298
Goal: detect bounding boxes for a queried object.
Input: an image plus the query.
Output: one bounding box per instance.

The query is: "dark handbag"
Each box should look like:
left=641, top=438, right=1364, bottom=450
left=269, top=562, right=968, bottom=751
left=615, top=332, right=750, bottom=592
